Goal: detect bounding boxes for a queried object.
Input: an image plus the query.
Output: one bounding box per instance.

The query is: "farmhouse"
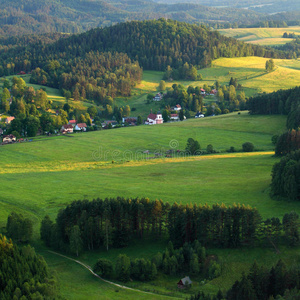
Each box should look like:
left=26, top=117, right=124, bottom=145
left=177, top=276, right=192, bottom=289
left=153, top=92, right=163, bottom=101
left=5, top=117, right=15, bottom=124
left=102, top=120, right=118, bottom=128
left=145, top=113, right=163, bottom=125
left=200, top=88, right=206, bottom=95
left=122, top=117, right=137, bottom=126
left=210, top=89, right=217, bottom=95
left=170, top=113, right=179, bottom=121
left=172, top=104, right=182, bottom=111
left=2, top=134, right=16, bottom=143
left=61, top=124, right=74, bottom=133
left=75, top=123, right=87, bottom=131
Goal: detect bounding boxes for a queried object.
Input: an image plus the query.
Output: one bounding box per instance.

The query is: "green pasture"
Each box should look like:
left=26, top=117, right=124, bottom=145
left=1, top=112, right=300, bottom=299
left=218, top=26, right=300, bottom=46
left=198, top=57, right=300, bottom=95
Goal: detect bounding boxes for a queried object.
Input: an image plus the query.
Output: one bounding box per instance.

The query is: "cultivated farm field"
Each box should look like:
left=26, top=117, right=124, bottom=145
left=218, top=26, right=300, bottom=46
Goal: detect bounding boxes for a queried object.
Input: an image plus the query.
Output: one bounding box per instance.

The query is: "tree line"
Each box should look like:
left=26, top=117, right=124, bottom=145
left=40, top=198, right=299, bottom=256
left=271, top=150, right=300, bottom=202
left=0, top=19, right=288, bottom=77
left=189, top=259, right=300, bottom=300
left=0, top=234, right=58, bottom=299
left=93, top=240, right=221, bottom=283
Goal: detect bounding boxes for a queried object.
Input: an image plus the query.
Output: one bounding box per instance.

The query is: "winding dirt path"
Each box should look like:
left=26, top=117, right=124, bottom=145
left=47, top=250, right=176, bottom=298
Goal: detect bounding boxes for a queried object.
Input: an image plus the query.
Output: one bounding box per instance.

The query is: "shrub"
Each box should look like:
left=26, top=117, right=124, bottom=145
left=93, top=259, right=114, bottom=279
left=242, top=142, right=254, bottom=152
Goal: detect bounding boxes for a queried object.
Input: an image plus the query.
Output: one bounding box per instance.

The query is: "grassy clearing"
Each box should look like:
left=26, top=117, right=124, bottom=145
left=219, top=26, right=300, bottom=46
left=199, top=57, right=300, bottom=94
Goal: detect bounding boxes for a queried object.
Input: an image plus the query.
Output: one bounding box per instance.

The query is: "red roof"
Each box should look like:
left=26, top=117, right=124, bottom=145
left=62, top=124, right=73, bottom=129
left=147, top=113, right=158, bottom=120
left=171, top=114, right=178, bottom=117
left=5, top=117, right=15, bottom=122
left=176, top=104, right=181, bottom=108
left=69, top=120, right=77, bottom=124
left=76, top=123, right=87, bottom=128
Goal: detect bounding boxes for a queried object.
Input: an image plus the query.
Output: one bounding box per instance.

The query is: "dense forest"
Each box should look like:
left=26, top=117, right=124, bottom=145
left=0, top=19, right=287, bottom=79
left=40, top=198, right=299, bottom=256
left=189, top=259, right=300, bottom=300
left=0, top=0, right=297, bottom=37
left=0, top=234, right=58, bottom=299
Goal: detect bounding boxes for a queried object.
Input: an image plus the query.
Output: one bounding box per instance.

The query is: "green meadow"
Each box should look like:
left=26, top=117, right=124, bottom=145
left=2, top=58, right=300, bottom=298
left=219, top=26, right=300, bottom=46
left=1, top=111, right=300, bottom=298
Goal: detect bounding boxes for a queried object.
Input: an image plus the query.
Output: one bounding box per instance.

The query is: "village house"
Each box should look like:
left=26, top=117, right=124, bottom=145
left=173, top=104, right=182, bottom=111
left=61, top=124, right=74, bottom=133
left=177, top=276, right=192, bottom=289
left=2, top=134, right=16, bottom=143
left=102, top=120, right=118, bottom=128
left=145, top=113, right=163, bottom=125
left=200, top=88, right=206, bottom=95
left=5, top=117, right=15, bottom=124
left=170, top=113, right=179, bottom=121
left=75, top=123, right=87, bottom=131
left=210, top=89, right=217, bottom=96
left=153, top=92, right=163, bottom=101
left=195, top=112, right=205, bottom=118
left=68, top=120, right=77, bottom=127
left=122, top=117, right=137, bottom=126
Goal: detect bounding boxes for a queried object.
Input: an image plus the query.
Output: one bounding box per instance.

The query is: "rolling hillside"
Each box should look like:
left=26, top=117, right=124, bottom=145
left=219, top=26, right=300, bottom=46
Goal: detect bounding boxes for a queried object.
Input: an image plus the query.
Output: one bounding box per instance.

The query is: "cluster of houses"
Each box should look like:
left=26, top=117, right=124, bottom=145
left=61, top=120, right=88, bottom=133
left=145, top=104, right=183, bottom=125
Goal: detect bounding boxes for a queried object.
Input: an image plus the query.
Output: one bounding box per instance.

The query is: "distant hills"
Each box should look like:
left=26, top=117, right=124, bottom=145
left=0, top=19, right=284, bottom=76
left=1, top=0, right=300, bottom=37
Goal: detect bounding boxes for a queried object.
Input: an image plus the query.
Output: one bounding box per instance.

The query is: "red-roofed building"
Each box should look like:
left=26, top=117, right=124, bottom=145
left=173, top=104, right=182, bottom=111
left=75, top=123, right=87, bottom=131
left=200, top=88, right=206, bottom=95
left=61, top=124, right=74, bottom=133
left=68, top=120, right=77, bottom=127
left=145, top=113, right=163, bottom=125
left=210, top=89, right=217, bottom=95
left=170, top=114, right=179, bottom=121
left=5, top=117, right=15, bottom=124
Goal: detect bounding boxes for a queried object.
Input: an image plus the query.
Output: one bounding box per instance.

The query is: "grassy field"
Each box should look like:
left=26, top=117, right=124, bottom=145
left=116, top=56, right=300, bottom=116
left=1, top=111, right=300, bottom=298
left=2, top=56, right=300, bottom=119
left=218, top=26, right=300, bottom=46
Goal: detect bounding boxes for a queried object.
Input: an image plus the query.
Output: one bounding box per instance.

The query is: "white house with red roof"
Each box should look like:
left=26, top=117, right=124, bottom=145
left=170, top=113, right=179, bottom=121
left=145, top=113, right=163, bottom=125
left=200, top=88, right=206, bottom=95
left=75, top=123, right=87, bottom=131
left=173, top=104, right=182, bottom=111
left=61, top=124, right=74, bottom=133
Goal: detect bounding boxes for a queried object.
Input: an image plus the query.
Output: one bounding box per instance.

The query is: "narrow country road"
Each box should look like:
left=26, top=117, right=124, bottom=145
left=47, top=250, right=177, bottom=298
